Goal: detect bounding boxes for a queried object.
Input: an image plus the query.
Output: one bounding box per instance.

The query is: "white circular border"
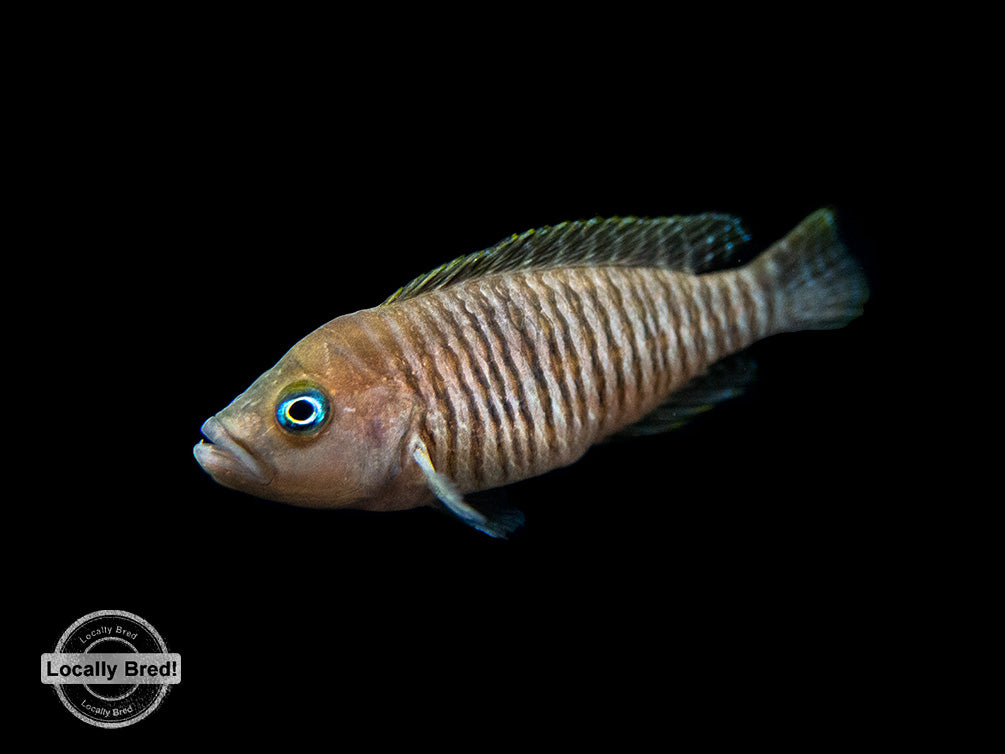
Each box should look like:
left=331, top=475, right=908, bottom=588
left=51, top=609, right=171, bottom=729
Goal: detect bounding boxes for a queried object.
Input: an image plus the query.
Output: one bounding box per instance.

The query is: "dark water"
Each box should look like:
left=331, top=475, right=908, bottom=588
left=29, top=59, right=910, bottom=745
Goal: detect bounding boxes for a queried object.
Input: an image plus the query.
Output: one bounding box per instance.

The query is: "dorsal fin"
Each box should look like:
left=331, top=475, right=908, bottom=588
left=382, top=214, right=751, bottom=305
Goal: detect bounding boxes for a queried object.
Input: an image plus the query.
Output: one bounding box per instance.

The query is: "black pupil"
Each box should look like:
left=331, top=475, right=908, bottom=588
left=288, top=398, right=316, bottom=423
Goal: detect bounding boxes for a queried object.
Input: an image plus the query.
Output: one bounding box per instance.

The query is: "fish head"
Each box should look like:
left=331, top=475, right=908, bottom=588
left=193, top=322, right=419, bottom=508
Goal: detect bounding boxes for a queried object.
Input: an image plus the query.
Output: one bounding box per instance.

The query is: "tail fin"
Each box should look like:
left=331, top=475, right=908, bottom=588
left=755, top=209, right=869, bottom=332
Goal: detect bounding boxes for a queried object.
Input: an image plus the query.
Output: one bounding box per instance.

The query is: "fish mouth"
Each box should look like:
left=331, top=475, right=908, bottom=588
left=193, top=416, right=274, bottom=487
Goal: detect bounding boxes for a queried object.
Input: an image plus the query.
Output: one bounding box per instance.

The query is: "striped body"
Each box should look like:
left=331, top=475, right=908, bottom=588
left=195, top=209, right=866, bottom=536
left=350, top=264, right=775, bottom=493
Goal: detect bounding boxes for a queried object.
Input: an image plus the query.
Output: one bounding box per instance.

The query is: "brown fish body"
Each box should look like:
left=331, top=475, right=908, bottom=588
left=348, top=263, right=777, bottom=495
left=194, top=210, right=868, bottom=536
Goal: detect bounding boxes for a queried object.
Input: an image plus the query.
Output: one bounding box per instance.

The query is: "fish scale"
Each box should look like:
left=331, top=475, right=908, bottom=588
left=355, top=262, right=773, bottom=495
left=194, top=209, right=868, bottom=538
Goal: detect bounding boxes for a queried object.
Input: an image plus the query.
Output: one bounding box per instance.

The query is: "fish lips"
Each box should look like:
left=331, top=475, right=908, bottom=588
left=193, top=416, right=275, bottom=488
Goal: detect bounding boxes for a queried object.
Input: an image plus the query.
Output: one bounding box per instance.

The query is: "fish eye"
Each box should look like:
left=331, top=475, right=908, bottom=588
left=276, top=383, right=330, bottom=434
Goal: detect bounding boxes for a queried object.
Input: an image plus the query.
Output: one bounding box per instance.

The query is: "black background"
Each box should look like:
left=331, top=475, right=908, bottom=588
left=28, top=17, right=918, bottom=747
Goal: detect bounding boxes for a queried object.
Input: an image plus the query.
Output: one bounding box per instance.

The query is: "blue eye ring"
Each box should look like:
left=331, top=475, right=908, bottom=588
left=276, top=383, right=330, bottom=434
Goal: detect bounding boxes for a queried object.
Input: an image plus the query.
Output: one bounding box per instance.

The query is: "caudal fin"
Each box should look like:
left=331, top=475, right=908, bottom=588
left=756, top=209, right=869, bottom=332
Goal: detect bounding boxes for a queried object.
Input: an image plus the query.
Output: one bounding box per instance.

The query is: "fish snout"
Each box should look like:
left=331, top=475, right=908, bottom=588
left=193, top=415, right=275, bottom=487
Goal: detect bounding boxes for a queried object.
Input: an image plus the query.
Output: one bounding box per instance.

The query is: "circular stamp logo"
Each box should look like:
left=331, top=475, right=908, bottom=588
left=41, top=610, right=180, bottom=728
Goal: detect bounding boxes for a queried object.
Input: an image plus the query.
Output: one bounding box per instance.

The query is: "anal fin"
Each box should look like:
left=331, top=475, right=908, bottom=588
left=607, top=353, right=757, bottom=440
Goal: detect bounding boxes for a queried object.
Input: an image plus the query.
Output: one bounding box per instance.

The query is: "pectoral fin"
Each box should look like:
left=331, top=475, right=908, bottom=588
left=411, top=438, right=524, bottom=539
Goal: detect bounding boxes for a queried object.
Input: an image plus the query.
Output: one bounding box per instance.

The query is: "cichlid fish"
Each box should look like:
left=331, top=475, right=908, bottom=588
left=193, top=209, right=868, bottom=537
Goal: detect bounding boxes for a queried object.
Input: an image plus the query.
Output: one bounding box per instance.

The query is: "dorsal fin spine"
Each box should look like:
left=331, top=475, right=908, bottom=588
left=382, top=213, right=750, bottom=305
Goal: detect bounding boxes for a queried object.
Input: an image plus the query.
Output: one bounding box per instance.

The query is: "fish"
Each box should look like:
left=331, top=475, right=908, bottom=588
left=193, top=208, right=868, bottom=537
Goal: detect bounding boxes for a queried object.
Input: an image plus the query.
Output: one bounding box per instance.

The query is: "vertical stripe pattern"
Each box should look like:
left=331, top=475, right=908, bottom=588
left=363, top=264, right=771, bottom=493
